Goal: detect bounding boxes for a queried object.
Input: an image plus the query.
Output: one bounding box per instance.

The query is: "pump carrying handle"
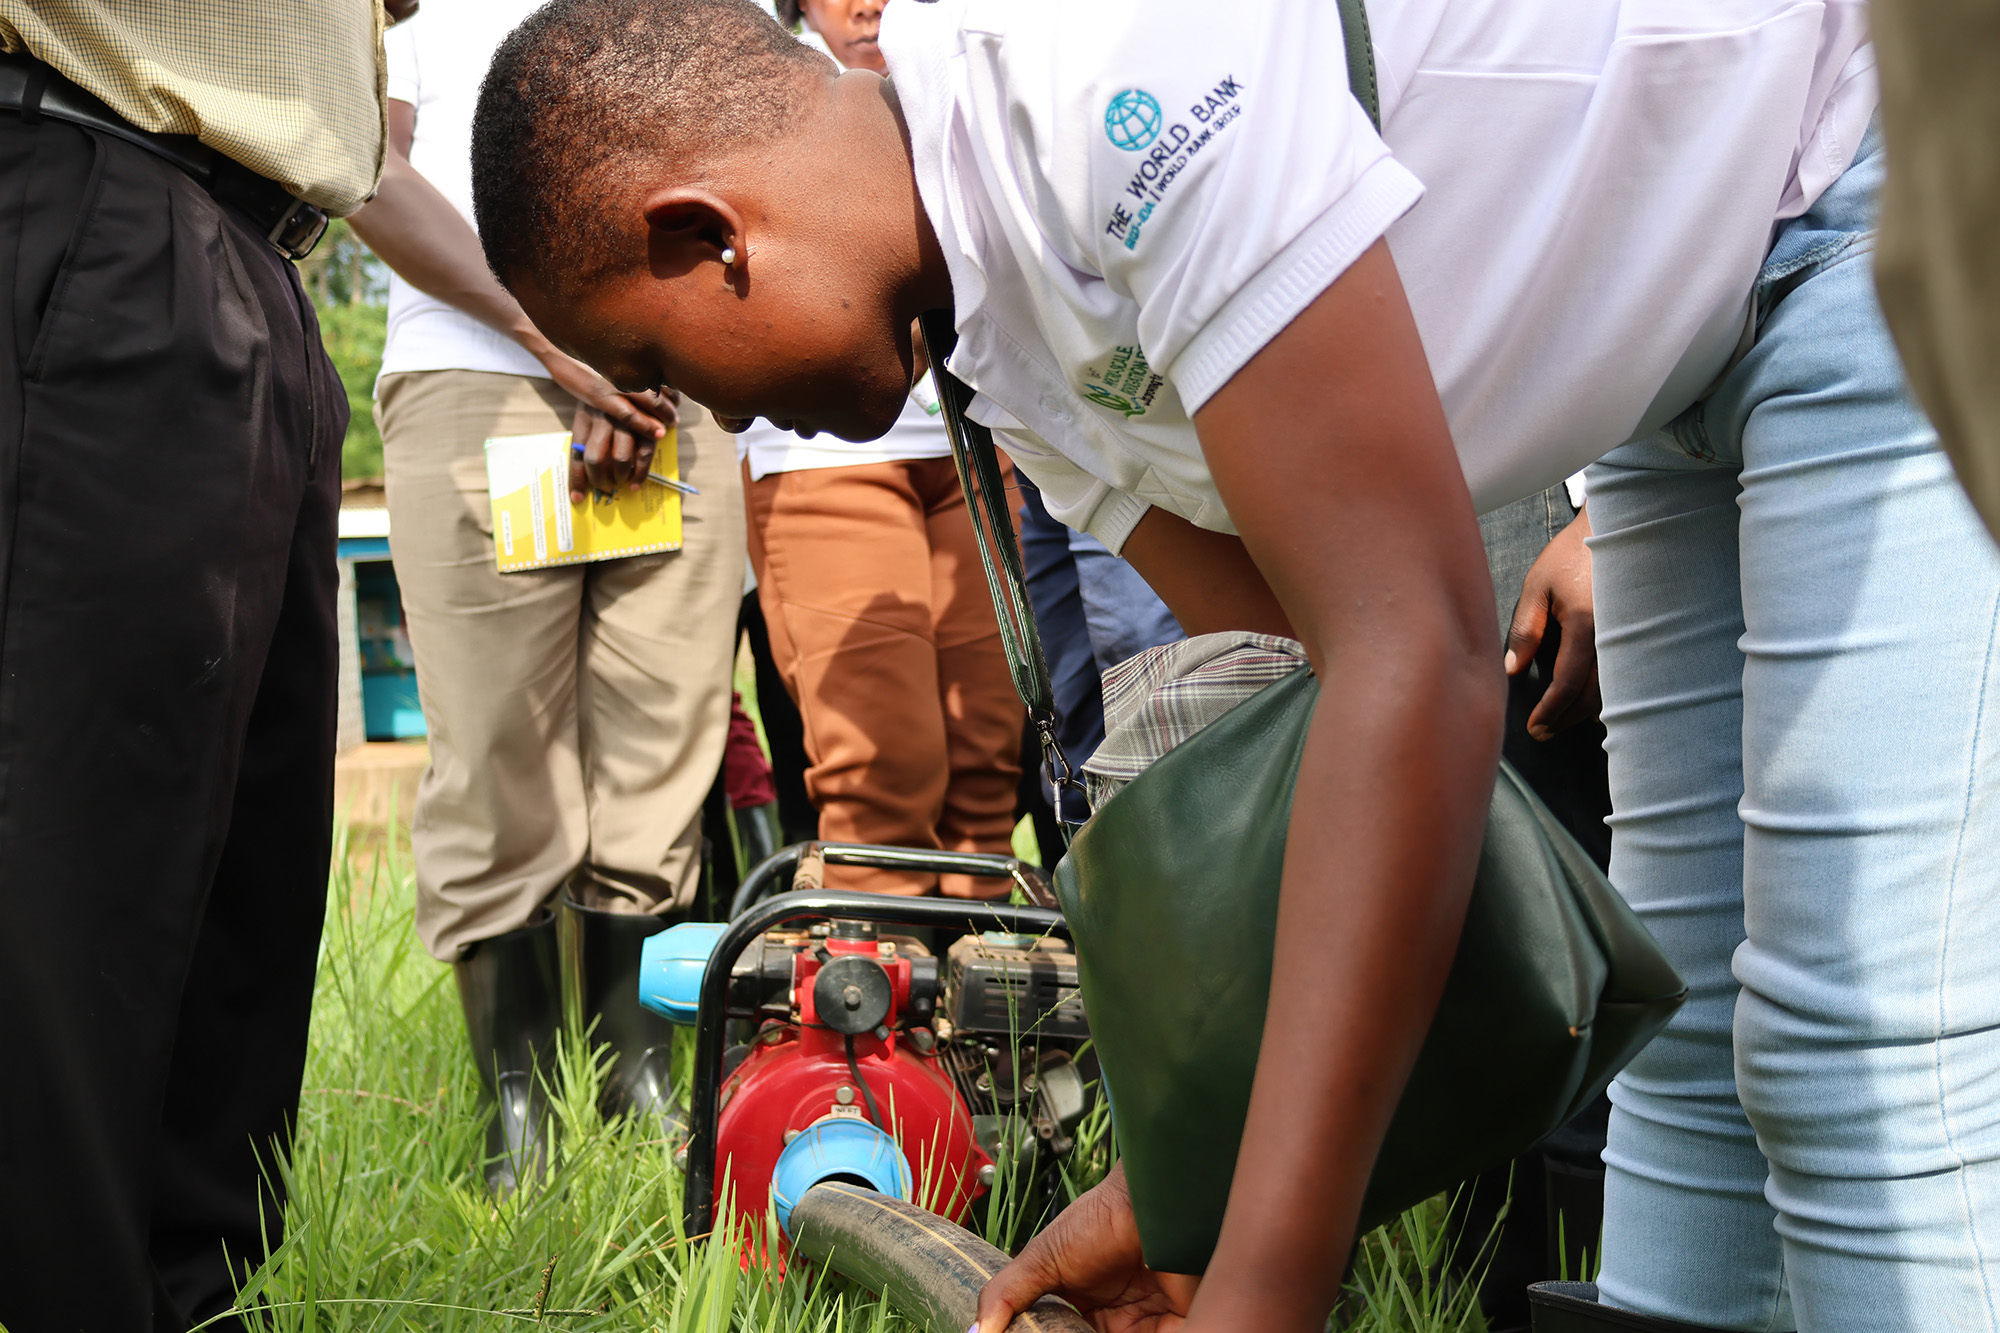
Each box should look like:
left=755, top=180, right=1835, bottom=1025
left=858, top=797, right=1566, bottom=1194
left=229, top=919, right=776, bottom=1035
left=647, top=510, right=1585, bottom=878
left=683, top=877, right=1070, bottom=1238
left=726, top=840, right=1058, bottom=921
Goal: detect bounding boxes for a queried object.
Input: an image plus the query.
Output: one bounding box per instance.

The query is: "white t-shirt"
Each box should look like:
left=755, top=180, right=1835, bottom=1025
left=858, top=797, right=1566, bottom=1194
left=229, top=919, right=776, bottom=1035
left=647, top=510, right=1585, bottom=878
left=737, top=388, right=953, bottom=480
left=379, top=0, right=550, bottom=380
left=880, top=0, right=1875, bottom=549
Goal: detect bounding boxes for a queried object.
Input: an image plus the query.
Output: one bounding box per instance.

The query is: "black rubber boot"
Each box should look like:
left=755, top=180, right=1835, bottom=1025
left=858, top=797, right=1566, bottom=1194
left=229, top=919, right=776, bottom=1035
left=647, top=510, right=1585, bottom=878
left=454, top=911, right=561, bottom=1196
left=733, top=800, right=784, bottom=872
left=1529, top=1283, right=1734, bottom=1332
left=559, top=891, right=688, bottom=1135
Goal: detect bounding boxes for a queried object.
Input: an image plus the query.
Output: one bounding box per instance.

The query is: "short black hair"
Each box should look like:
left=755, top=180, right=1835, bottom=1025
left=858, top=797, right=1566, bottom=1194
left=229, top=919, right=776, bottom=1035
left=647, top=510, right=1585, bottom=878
left=472, top=0, right=829, bottom=293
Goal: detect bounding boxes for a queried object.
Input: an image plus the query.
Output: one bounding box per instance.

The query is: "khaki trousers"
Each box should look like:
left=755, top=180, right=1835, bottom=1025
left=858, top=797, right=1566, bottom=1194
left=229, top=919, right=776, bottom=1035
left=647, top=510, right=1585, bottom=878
left=378, top=370, right=745, bottom=960
left=745, top=458, right=1023, bottom=897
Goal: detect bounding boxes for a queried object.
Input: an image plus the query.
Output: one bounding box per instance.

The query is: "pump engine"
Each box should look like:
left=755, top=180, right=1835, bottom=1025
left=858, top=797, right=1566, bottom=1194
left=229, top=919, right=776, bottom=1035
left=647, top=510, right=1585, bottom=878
left=639, top=905, right=1090, bottom=1240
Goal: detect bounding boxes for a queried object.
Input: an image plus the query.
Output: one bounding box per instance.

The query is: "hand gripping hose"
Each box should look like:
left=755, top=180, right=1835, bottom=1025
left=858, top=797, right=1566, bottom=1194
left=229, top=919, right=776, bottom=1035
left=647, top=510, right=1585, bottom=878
left=788, top=1182, right=1092, bottom=1333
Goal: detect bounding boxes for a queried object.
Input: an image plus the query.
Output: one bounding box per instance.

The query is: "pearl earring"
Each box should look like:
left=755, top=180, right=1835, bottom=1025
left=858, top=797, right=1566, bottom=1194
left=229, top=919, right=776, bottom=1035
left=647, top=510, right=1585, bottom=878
left=720, top=246, right=737, bottom=266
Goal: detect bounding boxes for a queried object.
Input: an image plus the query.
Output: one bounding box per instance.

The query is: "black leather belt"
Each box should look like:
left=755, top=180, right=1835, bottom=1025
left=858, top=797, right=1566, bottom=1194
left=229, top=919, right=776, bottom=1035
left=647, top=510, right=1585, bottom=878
left=0, top=50, right=331, bottom=260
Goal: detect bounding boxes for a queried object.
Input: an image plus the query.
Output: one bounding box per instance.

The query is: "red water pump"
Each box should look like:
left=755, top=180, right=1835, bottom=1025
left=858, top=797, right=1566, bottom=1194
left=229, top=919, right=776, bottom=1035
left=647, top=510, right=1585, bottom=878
left=638, top=846, right=1090, bottom=1243
left=715, top=919, right=989, bottom=1230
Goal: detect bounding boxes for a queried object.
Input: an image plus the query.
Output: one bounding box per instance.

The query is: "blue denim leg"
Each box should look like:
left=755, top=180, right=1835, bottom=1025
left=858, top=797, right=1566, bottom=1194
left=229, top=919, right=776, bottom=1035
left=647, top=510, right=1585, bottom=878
left=1590, top=129, right=2000, bottom=1331
left=1070, top=526, right=1183, bottom=676
left=1019, top=478, right=1183, bottom=773
left=1019, top=478, right=1112, bottom=765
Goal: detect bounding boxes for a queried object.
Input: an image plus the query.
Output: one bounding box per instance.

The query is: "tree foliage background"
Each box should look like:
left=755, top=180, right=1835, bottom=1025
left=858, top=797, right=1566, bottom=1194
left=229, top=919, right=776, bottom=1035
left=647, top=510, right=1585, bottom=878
left=298, top=219, right=391, bottom=481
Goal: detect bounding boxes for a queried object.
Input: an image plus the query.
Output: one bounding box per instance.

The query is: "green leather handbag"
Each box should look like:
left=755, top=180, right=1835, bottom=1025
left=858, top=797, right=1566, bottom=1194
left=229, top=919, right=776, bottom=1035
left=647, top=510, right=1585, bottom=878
left=915, top=0, right=1685, bottom=1276
left=1050, top=669, right=1687, bottom=1272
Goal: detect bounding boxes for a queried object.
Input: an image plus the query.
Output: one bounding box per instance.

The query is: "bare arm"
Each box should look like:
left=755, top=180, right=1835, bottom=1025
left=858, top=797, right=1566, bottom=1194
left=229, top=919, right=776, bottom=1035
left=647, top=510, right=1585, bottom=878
left=979, top=239, right=1503, bottom=1333
left=1177, top=238, right=1502, bottom=1330
left=347, top=101, right=670, bottom=499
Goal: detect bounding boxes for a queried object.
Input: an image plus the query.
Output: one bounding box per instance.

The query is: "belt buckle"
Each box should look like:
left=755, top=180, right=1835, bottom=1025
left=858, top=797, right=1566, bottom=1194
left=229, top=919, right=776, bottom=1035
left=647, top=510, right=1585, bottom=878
left=267, top=197, right=329, bottom=261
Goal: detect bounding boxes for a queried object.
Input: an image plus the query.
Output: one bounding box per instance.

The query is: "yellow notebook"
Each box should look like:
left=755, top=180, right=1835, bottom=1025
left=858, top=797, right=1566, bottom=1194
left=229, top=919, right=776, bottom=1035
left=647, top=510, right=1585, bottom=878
left=484, top=429, right=682, bottom=573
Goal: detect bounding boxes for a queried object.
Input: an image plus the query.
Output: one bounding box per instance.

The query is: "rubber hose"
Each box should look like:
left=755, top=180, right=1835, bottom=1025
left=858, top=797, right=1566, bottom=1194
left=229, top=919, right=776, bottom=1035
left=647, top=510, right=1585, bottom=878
left=787, top=1182, right=1092, bottom=1333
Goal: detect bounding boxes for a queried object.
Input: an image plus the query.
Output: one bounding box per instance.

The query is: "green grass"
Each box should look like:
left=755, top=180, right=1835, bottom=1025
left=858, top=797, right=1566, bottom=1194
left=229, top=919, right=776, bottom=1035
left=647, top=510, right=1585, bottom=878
left=233, top=832, right=920, bottom=1332
left=220, top=833, right=1494, bottom=1331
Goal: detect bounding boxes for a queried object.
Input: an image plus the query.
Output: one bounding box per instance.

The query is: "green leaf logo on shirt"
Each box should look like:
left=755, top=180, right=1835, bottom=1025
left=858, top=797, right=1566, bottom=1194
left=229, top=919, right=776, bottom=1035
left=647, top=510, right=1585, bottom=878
left=1081, top=384, right=1145, bottom=417
left=1082, top=345, right=1166, bottom=418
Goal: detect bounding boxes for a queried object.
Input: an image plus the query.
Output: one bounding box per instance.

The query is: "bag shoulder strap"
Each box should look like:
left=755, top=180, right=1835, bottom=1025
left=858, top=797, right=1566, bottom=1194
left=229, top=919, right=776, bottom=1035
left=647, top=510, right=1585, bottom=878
left=923, top=2, right=1379, bottom=831
left=1338, top=0, right=1382, bottom=132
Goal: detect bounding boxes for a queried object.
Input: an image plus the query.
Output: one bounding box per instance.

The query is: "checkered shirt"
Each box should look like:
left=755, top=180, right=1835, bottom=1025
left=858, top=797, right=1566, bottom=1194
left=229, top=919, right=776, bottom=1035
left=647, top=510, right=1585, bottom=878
left=0, top=1, right=386, bottom=214
left=1081, top=631, right=1311, bottom=810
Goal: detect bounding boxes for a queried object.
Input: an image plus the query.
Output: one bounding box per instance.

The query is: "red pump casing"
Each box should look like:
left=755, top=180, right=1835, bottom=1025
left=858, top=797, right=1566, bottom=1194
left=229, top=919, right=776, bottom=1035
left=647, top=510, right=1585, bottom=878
left=712, top=933, right=992, bottom=1233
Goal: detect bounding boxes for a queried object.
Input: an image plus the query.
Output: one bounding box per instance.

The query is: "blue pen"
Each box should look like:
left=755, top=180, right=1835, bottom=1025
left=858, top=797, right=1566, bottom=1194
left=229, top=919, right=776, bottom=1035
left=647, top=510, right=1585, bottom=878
left=569, top=440, right=701, bottom=496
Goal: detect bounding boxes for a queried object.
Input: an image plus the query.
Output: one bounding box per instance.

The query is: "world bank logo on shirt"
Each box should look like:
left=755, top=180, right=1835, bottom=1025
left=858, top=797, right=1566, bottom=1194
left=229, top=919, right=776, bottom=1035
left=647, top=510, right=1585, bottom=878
left=1104, top=89, right=1163, bottom=151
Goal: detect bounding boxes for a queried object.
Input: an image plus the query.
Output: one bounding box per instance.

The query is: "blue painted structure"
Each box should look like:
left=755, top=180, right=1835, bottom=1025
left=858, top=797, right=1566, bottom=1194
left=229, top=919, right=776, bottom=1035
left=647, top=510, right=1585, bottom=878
left=338, top=529, right=426, bottom=742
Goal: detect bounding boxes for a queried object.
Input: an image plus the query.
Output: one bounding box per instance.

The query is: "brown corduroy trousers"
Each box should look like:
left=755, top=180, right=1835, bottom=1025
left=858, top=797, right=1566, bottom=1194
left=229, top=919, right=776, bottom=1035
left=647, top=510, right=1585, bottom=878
left=745, top=457, right=1024, bottom=897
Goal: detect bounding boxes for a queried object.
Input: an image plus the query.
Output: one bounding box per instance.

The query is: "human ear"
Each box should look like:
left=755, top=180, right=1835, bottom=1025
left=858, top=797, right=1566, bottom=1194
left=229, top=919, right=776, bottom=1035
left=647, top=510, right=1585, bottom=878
left=640, top=189, right=747, bottom=282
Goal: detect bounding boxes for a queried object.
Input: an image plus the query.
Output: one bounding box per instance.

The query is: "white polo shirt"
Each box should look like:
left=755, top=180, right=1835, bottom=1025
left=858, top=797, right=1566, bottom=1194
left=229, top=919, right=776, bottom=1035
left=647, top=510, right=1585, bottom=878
left=736, top=388, right=952, bottom=480
left=880, top=0, right=1875, bottom=550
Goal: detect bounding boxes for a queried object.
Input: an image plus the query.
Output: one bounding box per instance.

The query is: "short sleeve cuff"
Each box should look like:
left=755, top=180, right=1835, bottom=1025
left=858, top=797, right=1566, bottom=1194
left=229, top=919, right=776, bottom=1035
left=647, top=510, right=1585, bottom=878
left=1084, top=490, right=1152, bottom=554
left=1170, top=155, right=1425, bottom=413
left=990, top=427, right=1153, bottom=554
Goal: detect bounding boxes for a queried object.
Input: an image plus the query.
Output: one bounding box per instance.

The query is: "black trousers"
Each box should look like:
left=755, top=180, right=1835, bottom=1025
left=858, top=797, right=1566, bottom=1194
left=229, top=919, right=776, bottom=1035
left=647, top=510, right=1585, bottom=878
left=0, top=116, right=342, bottom=1331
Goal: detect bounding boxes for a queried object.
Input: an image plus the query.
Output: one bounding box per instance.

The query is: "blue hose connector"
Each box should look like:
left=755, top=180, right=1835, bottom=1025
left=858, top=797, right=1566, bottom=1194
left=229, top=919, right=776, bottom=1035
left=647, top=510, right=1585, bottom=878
left=769, top=1120, right=913, bottom=1236
left=637, top=921, right=727, bottom=1024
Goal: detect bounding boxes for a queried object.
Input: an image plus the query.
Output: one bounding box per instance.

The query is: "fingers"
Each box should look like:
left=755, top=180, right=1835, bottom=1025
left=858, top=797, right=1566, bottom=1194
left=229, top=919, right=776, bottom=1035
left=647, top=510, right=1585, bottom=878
left=1534, top=677, right=1603, bottom=738
left=1157, top=1273, right=1201, bottom=1311
left=974, top=1191, right=1116, bottom=1333
left=572, top=401, right=659, bottom=497
left=975, top=1167, right=1153, bottom=1333
left=625, top=426, right=656, bottom=489
left=568, top=409, right=595, bottom=505
left=1503, top=587, right=1550, bottom=677
left=543, top=352, right=667, bottom=491
left=571, top=403, right=619, bottom=501
left=595, top=389, right=668, bottom=444
left=607, top=421, right=653, bottom=492
left=631, top=387, right=680, bottom=429
left=586, top=396, right=663, bottom=494
left=974, top=1238, right=1065, bottom=1333
left=1526, top=610, right=1599, bottom=739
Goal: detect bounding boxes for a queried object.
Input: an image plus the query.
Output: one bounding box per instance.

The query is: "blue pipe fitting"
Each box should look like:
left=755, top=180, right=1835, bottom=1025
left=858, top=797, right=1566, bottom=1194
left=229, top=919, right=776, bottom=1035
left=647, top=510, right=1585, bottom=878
left=637, top=921, right=728, bottom=1024
left=769, top=1120, right=913, bottom=1236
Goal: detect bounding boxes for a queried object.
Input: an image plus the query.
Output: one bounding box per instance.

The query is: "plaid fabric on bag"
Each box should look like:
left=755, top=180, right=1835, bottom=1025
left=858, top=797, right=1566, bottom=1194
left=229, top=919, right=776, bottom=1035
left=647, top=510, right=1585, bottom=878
left=0, top=1, right=385, bottom=213
left=1082, top=631, right=1311, bottom=810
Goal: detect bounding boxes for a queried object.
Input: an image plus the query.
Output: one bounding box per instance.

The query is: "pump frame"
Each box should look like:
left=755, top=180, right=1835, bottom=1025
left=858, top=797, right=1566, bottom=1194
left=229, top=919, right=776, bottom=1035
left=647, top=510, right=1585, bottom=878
left=683, top=843, right=1069, bottom=1238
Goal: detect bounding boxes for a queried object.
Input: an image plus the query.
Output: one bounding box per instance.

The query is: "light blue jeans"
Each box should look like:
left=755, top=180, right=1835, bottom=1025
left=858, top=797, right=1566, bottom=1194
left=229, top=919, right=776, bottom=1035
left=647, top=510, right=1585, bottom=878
left=1590, top=126, right=2000, bottom=1330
